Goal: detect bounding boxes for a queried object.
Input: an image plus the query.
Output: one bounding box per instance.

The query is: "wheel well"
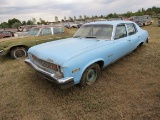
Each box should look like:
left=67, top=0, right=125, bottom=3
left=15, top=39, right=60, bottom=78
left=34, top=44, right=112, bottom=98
left=139, top=42, right=143, bottom=47
left=9, top=45, right=29, bottom=53
left=95, top=61, right=104, bottom=69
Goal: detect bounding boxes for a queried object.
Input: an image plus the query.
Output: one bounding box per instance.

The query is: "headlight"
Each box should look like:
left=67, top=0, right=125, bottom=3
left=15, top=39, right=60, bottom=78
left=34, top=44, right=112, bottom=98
left=58, top=66, right=63, bottom=73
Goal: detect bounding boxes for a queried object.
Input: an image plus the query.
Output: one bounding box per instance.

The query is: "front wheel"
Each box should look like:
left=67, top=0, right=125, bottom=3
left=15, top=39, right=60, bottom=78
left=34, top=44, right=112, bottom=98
left=11, top=47, right=27, bottom=59
left=80, top=63, right=100, bottom=87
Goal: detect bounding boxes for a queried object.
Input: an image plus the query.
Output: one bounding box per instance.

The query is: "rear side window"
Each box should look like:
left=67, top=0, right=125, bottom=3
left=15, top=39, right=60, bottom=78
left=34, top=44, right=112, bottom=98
left=114, top=24, right=127, bottom=39
left=53, top=28, right=64, bottom=34
left=126, top=23, right=137, bottom=36
left=40, top=28, right=52, bottom=35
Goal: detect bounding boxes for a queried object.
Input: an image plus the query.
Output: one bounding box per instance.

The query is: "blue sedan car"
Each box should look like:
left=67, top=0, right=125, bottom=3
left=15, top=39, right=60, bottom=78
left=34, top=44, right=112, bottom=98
left=25, top=21, right=149, bottom=89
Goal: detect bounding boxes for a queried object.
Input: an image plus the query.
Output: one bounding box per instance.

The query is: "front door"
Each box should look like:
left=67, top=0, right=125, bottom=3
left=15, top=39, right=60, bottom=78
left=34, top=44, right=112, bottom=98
left=111, top=24, right=130, bottom=62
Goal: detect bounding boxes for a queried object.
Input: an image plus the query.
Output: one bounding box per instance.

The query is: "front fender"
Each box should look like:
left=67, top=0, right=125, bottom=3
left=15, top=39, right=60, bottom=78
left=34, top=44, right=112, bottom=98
left=1, top=40, right=36, bottom=54
left=64, top=57, right=105, bottom=84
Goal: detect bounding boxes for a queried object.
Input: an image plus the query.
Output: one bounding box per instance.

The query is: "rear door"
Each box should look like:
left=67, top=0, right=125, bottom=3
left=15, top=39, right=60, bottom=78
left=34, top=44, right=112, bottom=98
left=126, top=23, right=140, bottom=50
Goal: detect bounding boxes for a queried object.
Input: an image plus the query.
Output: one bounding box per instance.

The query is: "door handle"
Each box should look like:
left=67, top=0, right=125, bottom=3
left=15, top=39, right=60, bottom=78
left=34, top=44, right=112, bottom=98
left=128, top=40, right=131, bottom=41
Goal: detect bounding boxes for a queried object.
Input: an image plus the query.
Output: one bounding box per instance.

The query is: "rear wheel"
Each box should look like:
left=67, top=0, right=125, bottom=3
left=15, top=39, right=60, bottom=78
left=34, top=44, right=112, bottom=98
left=80, top=63, right=100, bottom=87
left=11, top=47, right=27, bottom=59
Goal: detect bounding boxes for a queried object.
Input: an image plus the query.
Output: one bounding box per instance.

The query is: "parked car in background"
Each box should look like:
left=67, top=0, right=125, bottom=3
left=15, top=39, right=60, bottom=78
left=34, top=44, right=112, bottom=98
left=134, top=21, right=144, bottom=27
left=0, top=26, right=70, bottom=59
left=63, top=22, right=83, bottom=28
left=14, top=25, right=37, bottom=37
left=25, top=21, right=149, bottom=89
left=69, top=23, right=79, bottom=28
left=130, top=15, right=152, bottom=26
left=143, top=15, right=153, bottom=24
left=139, top=15, right=152, bottom=26
left=76, top=21, right=86, bottom=28
left=0, top=31, right=14, bottom=39
left=129, top=16, right=144, bottom=27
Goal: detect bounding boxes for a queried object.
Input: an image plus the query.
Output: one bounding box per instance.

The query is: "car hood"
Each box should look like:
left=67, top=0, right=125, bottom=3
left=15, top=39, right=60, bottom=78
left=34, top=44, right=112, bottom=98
left=0, top=36, right=36, bottom=46
left=28, top=38, right=113, bottom=65
left=0, top=36, right=29, bottom=42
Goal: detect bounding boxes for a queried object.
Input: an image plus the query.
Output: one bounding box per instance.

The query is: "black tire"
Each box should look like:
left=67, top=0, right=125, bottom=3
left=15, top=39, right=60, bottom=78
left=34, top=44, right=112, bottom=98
left=11, top=47, right=27, bottom=59
left=79, top=63, right=100, bottom=87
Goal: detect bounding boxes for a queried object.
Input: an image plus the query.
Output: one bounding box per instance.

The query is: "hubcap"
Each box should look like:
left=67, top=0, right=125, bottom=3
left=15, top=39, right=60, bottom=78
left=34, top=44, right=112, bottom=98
left=15, top=50, right=25, bottom=58
left=86, top=69, right=97, bottom=85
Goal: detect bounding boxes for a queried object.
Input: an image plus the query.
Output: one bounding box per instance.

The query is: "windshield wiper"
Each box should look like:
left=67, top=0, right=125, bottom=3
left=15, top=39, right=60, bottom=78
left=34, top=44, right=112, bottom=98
left=85, top=36, right=97, bottom=38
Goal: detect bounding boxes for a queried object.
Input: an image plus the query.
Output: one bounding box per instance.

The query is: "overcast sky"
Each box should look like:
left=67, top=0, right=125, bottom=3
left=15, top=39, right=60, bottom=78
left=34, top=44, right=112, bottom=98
left=0, top=0, right=160, bottom=23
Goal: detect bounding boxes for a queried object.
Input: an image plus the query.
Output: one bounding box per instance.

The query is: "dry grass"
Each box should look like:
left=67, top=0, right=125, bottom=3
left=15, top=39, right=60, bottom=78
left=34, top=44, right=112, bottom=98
left=0, top=21, right=160, bottom=120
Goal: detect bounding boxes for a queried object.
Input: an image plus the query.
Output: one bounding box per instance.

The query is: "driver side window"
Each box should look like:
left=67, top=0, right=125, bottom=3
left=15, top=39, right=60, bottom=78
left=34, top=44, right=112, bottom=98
left=114, top=24, right=127, bottom=40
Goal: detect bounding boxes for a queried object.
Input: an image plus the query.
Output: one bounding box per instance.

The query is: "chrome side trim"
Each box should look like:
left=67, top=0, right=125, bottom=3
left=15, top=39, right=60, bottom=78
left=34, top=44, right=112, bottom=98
left=25, top=59, right=74, bottom=84
left=0, top=50, right=6, bottom=56
left=0, top=50, right=3, bottom=53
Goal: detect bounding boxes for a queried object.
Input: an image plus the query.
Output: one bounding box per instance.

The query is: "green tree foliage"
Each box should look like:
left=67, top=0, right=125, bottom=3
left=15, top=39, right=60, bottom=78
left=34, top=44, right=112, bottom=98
left=12, top=22, right=21, bottom=31
left=0, top=22, right=9, bottom=28
left=8, top=18, right=21, bottom=28
left=21, top=21, right=27, bottom=25
left=0, top=6, right=160, bottom=27
left=39, top=18, right=46, bottom=24
left=123, top=11, right=133, bottom=17
left=99, top=15, right=104, bottom=18
left=107, top=13, right=113, bottom=18
left=26, top=20, right=33, bottom=25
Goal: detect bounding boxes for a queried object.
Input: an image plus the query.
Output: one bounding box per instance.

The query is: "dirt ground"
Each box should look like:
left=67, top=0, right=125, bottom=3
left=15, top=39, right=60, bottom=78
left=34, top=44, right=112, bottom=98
left=0, top=20, right=160, bottom=120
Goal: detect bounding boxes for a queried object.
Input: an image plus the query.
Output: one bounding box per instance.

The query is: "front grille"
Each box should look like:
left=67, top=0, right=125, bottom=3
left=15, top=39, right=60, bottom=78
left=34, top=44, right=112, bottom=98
left=31, top=54, right=58, bottom=72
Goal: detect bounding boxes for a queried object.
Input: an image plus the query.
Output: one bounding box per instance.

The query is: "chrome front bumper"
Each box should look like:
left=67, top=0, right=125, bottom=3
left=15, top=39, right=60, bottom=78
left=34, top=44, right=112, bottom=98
left=25, top=59, right=75, bottom=89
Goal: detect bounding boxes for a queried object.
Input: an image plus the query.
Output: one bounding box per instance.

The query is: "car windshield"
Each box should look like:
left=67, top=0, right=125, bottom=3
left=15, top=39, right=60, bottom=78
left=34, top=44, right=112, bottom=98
left=73, top=24, right=113, bottom=40
left=27, top=28, right=40, bottom=36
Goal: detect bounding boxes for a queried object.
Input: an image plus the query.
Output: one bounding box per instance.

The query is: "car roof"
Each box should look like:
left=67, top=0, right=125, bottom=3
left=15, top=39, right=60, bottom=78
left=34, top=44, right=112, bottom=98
left=85, top=20, right=135, bottom=26
left=31, top=25, right=63, bottom=29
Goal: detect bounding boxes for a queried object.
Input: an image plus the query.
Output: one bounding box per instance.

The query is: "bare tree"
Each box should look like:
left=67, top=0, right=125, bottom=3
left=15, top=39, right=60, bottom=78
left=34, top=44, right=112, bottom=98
left=55, top=16, right=58, bottom=22
left=32, top=18, right=36, bottom=24
left=64, top=16, right=66, bottom=21
left=79, top=15, right=82, bottom=20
